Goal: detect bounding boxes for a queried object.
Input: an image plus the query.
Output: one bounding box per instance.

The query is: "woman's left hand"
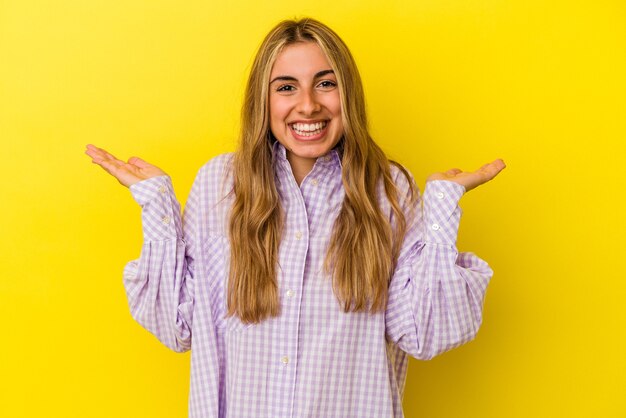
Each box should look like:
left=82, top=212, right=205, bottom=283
left=427, top=159, right=506, bottom=192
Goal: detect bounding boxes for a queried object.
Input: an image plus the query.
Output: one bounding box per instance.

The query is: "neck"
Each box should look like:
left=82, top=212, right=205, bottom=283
left=286, top=152, right=314, bottom=186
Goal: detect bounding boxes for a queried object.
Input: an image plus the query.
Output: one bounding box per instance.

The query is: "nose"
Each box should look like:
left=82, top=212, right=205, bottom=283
left=296, top=88, right=321, bottom=115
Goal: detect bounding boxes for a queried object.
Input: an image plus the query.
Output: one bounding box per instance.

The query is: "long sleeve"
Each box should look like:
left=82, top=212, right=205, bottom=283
left=385, top=179, right=493, bottom=360
left=123, top=175, right=197, bottom=353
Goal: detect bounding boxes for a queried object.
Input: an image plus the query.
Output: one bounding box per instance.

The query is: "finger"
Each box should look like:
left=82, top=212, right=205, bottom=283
left=87, top=146, right=125, bottom=168
left=477, top=159, right=506, bottom=182
left=97, top=157, right=127, bottom=175
left=98, top=147, right=121, bottom=163
left=479, top=159, right=505, bottom=170
left=86, top=149, right=109, bottom=165
left=128, top=156, right=152, bottom=169
left=89, top=148, right=126, bottom=173
left=85, top=145, right=110, bottom=162
left=85, top=144, right=106, bottom=161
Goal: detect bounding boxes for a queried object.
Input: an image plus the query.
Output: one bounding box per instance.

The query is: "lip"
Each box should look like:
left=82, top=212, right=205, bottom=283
left=288, top=122, right=330, bottom=142
left=288, top=120, right=330, bottom=141
left=289, top=119, right=328, bottom=124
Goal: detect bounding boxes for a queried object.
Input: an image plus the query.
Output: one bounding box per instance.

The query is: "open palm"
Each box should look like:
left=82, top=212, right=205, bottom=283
left=85, top=144, right=166, bottom=187
left=428, top=159, right=506, bottom=192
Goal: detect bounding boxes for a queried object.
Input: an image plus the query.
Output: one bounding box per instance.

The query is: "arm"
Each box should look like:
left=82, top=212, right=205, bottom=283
left=123, top=175, right=197, bottom=352
left=385, top=160, right=505, bottom=360
left=85, top=144, right=197, bottom=352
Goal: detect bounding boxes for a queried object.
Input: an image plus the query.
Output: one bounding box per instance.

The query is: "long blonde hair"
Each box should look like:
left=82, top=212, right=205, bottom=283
left=228, top=18, right=415, bottom=323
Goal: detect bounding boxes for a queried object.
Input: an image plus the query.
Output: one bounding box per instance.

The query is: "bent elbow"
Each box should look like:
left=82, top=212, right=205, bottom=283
left=171, top=330, right=192, bottom=353
left=171, top=338, right=191, bottom=353
left=412, top=319, right=483, bottom=361
left=128, top=304, right=192, bottom=354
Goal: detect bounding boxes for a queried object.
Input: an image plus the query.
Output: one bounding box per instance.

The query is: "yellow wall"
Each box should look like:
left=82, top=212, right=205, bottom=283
left=1, top=1, right=624, bottom=417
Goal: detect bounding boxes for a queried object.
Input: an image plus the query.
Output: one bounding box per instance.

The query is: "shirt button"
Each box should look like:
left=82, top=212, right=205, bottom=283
left=436, top=192, right=444, bottom=199
left=281, top=356, right=289, bottom=364
left=323, top=155, right=331, bottom=162
left=431, top=223, right=440, bottom=231
left=158, top=185, right=167, bottom=194
left=162, top=216, right=171, bottom=225
left=311, top=179, right=319, bottom=186
left=286, top=289, right=295, bottom=298
left=295, top=231, right=302, bottom=240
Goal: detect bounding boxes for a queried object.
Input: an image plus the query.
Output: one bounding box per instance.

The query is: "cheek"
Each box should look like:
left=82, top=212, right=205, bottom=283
left=268, top=101, right=291, bottom=140
left=269, top=97, right=289, bottom=122
left=328, top=93, right=342, bottom=117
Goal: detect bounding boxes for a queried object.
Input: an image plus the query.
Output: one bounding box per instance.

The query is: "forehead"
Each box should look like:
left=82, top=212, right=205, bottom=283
left=270, top=41, right=333, bottom=76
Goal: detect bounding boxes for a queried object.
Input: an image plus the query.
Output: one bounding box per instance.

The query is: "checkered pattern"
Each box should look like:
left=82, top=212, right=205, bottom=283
left=123, top=143, right=493, bottom=418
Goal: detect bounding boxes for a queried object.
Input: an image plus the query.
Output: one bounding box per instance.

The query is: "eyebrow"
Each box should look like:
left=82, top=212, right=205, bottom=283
left=270, top=69, right=335, bottom=84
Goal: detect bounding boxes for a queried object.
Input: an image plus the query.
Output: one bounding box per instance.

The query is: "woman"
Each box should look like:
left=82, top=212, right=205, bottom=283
left=86, top=18, right=504, bottom=418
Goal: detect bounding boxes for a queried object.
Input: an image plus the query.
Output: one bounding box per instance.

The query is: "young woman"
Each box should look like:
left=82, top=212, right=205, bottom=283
left=86, top=18, right=504, bottom=418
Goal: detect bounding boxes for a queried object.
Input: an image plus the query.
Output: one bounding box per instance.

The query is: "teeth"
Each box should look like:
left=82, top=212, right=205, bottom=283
left=291, top=121, right=327, bottom=136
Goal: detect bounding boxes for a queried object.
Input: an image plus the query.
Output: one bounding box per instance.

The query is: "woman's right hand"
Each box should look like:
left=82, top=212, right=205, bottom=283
left=85, top=144, right=167, bottom=187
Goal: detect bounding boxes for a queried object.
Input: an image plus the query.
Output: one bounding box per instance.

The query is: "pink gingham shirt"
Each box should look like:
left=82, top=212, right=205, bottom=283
left=124, top=143, right=493, bottom=418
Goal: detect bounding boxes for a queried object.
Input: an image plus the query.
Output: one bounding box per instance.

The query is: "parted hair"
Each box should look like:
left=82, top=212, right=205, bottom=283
left=228, top=18, right=415, bottom=323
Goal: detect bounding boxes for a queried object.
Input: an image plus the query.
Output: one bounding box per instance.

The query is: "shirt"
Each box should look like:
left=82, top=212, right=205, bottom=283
left=123, top=142, right=493, bottom=418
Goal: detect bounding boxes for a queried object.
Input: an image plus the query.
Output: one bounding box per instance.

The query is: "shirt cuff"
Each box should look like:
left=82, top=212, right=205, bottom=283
left=422, top=180, right=465, bottom=246
left=129, top=176, right=172, bottom=206
left=129, top=176, right=182, bottom=241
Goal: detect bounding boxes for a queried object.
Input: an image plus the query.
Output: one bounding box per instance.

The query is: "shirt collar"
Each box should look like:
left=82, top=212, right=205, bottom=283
left=271, top=140, right=342, bottom=170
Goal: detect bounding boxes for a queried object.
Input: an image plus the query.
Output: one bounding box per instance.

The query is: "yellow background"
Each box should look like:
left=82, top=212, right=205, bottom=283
left=1, top=0, right=624, bottom=417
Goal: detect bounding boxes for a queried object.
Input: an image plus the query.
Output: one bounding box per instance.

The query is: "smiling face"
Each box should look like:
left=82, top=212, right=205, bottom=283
left=269, top=41, right=344, bottom=182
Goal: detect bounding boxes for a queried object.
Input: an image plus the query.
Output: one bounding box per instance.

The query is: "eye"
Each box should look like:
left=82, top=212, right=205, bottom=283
left=317, top=80, right=337, bottom=89
left=276, top=84, right=295, bottom=92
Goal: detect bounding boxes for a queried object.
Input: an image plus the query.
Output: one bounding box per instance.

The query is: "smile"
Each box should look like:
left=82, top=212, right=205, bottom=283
left=289, top=121, right=328, bottom=137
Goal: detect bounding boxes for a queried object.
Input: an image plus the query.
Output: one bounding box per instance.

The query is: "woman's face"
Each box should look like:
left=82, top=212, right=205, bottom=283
left=269, top=41, right=344, bottom=179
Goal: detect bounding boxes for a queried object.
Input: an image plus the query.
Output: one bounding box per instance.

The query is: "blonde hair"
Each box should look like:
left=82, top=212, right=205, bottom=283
left=228, top=18, right=415, bottom=323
